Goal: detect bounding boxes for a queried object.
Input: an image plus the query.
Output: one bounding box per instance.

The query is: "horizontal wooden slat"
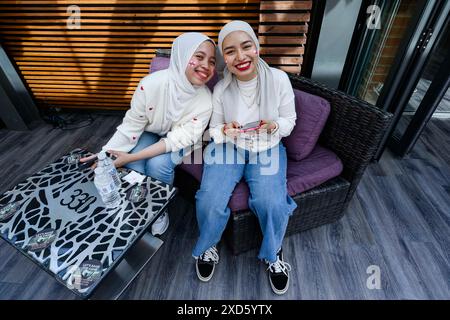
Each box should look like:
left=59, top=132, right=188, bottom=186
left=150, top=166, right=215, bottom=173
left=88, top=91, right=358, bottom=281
left=27, top=80, right=139, bottom=86
left=2, top=30, right=221, bottom=39
left=6, top=42, right=165, bottom=49
left=0, top=18, right=259, bottom=24
left=23, top=75, right=142, bottom=81
left=10, top=51, right=155, bottom=58
left=18, top=66, right=148, bottom=73
left=259, top=13, right=310, bottom=23
left=2, top=37, right=208, bottom=43
left=37, top=100, right=128, bottom=107
left=263, top=56, right=303, bottom=65
left=0, top=12, right=258, bottom=18
left=38, top=104, right=127, bottom=111
left=259, top=36, right=307, bottom=45
left=0, top=5, right=258, bottom=11
left=260, top=1, right=312, bottom=10
left=9, top=46, right=157, bottom=54
left=0, top=25, right=251, bottom=32
left=279, top=66, right=301, bottom=74
left=0, top=31, right=222, bottom=37
left=34, top=88, right=136, bottom=94
left=31, top=84, right=136, bottom=89
left=258, top=24, right=308, bottom=34
left=35, top=93, right=133, bottom=99
left=36, top=96, right=130, bottom=103
left=16, top=61, right=150, bottom=68
left=260, top=46, right=304, bottom=55
left=21, top=71, right=148, bottom=77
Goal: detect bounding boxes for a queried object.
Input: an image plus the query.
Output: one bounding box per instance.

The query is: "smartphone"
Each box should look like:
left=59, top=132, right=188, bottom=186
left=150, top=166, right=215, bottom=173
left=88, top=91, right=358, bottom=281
left=240, top=121, right=261, bottom=133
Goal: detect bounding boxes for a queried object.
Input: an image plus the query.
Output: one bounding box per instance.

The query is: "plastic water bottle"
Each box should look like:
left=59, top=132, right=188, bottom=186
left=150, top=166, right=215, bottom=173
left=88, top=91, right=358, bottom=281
left=97, top=151, right=121, bottom=188
left=94, top=167, right=121, bottom=208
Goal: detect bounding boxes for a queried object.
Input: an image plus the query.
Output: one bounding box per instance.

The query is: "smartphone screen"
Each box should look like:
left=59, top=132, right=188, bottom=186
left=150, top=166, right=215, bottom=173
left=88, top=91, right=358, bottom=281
left=240, top=121, right=261, bottom=132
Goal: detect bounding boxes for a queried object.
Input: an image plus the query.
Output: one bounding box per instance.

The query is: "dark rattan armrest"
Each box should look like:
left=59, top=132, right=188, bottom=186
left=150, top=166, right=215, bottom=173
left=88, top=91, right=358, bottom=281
left=288, top=74, right=393, bottom=201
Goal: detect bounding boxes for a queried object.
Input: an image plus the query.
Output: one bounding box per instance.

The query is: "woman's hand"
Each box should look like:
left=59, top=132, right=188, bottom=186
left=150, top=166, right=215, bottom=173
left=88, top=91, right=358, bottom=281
left=222, top=121, right=241, bottom=139
left=107, top=150, right=134, bottom=168
left=79, top=154, right=98, bottom=169
left=257, top=120, right=277, bottom=134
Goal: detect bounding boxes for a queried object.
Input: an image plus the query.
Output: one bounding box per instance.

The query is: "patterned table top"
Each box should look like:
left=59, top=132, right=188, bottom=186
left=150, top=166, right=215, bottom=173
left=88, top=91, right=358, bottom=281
left=0, top=149, right=176, bottom=298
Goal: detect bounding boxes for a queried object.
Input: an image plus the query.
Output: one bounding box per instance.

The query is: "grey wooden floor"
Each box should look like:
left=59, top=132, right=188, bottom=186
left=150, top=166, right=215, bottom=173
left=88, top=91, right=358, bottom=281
left=0, top=114, right=448, bottom=300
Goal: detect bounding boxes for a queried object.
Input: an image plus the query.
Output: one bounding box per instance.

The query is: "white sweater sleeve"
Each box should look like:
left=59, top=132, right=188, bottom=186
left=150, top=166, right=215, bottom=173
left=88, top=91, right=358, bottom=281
left=102, top=80, right=148, bottom=152
left=275, top=71, right=297, bottom=137
left=208, top=84, right=227, bottom=144
left=162, top=106, right=212, bottom=153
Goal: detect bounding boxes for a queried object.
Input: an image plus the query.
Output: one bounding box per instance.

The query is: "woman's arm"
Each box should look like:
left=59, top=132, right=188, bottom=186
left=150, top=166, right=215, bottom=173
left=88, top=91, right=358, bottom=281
left=108, top=140, right=167, bottom=168
left=102, top=78, right=149, bottom=152
left=209, top=86, right=229, bottom=143
left=275, top=72, right=297, bottom=137
left=110, top=105, right=212, bottom=168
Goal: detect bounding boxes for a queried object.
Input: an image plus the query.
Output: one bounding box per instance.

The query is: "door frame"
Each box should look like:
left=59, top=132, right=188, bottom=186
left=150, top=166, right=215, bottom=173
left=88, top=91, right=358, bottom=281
left=373, top=0, right=450, bottom=159
left=388, top=18, right=450, bottom=156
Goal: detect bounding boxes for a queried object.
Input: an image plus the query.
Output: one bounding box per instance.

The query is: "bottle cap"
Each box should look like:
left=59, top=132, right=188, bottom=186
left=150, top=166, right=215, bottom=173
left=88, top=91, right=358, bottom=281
left=98, top=151, right=106, bottom=160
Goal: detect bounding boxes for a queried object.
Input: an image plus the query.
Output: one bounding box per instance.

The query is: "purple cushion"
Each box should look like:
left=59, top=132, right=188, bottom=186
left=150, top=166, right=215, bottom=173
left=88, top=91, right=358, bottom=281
left=282, top=89, right=330, bottom=161
left=285, top=145, right=343, bottom=197
left=149, top=56, right=219, bottom=92
left=179, top=145, right=343, bottom=212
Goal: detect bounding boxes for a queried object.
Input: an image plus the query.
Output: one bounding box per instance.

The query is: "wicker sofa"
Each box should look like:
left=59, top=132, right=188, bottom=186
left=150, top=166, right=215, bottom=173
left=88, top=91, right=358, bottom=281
left=173, top=74, right=392, bottom=255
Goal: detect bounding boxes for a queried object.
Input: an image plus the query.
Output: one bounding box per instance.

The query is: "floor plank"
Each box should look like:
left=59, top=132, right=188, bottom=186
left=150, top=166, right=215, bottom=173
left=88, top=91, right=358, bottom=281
left=0, top=113, right=449, bottom=300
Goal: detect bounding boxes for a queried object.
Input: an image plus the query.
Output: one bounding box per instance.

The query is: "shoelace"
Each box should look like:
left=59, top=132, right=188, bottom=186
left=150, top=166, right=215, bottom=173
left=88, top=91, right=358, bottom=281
left=267, top=257, right=291, bottom=275
left=200, top=246, right=219, bottom=263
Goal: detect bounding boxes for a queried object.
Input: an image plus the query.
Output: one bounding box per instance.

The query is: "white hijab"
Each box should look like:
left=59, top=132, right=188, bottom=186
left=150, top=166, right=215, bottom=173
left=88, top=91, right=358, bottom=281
left=218, top=20, right=278, bottom=121
left=166, top=32, right=214, bottom=122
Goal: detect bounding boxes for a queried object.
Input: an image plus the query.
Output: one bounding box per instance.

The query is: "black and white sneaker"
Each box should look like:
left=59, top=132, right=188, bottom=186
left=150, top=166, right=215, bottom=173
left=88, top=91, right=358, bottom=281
left=195, top=246, right=219, bottom=282
left=266, top=248, right=291, bottom=295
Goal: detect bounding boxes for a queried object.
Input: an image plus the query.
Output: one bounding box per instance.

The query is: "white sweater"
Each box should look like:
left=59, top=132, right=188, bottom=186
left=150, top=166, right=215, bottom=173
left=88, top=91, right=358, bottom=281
left=103, top=70, right=213, bottom=153
left=209, top=67, right=296, bottom=152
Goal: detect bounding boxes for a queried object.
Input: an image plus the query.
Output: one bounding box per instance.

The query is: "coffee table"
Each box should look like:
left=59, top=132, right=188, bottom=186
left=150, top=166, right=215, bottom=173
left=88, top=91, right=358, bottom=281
left=0, top=148, right=177, bottom=299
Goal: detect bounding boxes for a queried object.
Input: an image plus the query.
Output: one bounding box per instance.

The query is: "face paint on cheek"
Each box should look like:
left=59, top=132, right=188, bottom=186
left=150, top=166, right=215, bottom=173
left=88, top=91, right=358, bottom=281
left=188, top=60, right=196, bottom=67
left=253, top=50, right=258, bottom=55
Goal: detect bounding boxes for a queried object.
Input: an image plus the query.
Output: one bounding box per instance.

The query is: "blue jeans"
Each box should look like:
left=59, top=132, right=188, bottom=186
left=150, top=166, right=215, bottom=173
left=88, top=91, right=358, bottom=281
left=124, top=132, right=182, bottom=185
left=192, top=142, right=297, bottom=263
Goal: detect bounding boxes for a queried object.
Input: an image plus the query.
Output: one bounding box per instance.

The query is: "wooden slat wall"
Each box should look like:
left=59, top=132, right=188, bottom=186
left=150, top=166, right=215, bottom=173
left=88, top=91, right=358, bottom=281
left=0, top=0, right=311, bottom=111
left=258, top=0, right=311, bottom=74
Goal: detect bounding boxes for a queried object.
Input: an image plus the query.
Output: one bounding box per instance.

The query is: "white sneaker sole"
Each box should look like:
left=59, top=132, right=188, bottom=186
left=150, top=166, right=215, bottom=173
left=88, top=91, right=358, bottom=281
left=269, top=274, right=289, bottom=295
left=151, top=213, right=169, bottom=236
left=196, top=263, right=216, bottom=282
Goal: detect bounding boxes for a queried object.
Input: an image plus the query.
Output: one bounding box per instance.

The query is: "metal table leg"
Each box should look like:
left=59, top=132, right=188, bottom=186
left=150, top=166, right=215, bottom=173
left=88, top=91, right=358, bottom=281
left=89, top=232, right=163, bottom=300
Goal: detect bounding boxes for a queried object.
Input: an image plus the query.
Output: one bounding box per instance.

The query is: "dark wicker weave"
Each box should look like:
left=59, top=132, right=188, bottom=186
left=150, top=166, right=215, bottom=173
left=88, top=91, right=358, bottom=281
left=174, top=75, right=393, bottom=255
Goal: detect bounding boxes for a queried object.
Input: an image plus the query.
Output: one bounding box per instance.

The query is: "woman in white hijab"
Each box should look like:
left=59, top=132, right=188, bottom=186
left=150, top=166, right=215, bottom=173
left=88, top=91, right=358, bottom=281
left=81, top=32, right=216, bottom=235
left=192, top=21, right=297, bottom=295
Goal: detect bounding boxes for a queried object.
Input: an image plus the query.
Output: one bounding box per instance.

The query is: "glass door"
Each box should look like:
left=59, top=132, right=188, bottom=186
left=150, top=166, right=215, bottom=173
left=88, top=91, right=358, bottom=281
left=339, top=0, right=422, bottom=104
left=340, top=0, right=450, bottom=158
left=389, top=17, right=449, bottom=156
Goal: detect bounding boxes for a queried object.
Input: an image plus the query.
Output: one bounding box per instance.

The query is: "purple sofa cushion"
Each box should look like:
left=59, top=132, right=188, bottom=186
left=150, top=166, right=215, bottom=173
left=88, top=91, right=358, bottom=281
left=179, top=144, right=343, bottom=212
left=149, top=56, right=219, bottom=91
left=285, top=145, right=343, bottom=197
left=282, top=89, right=330, bottom=161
